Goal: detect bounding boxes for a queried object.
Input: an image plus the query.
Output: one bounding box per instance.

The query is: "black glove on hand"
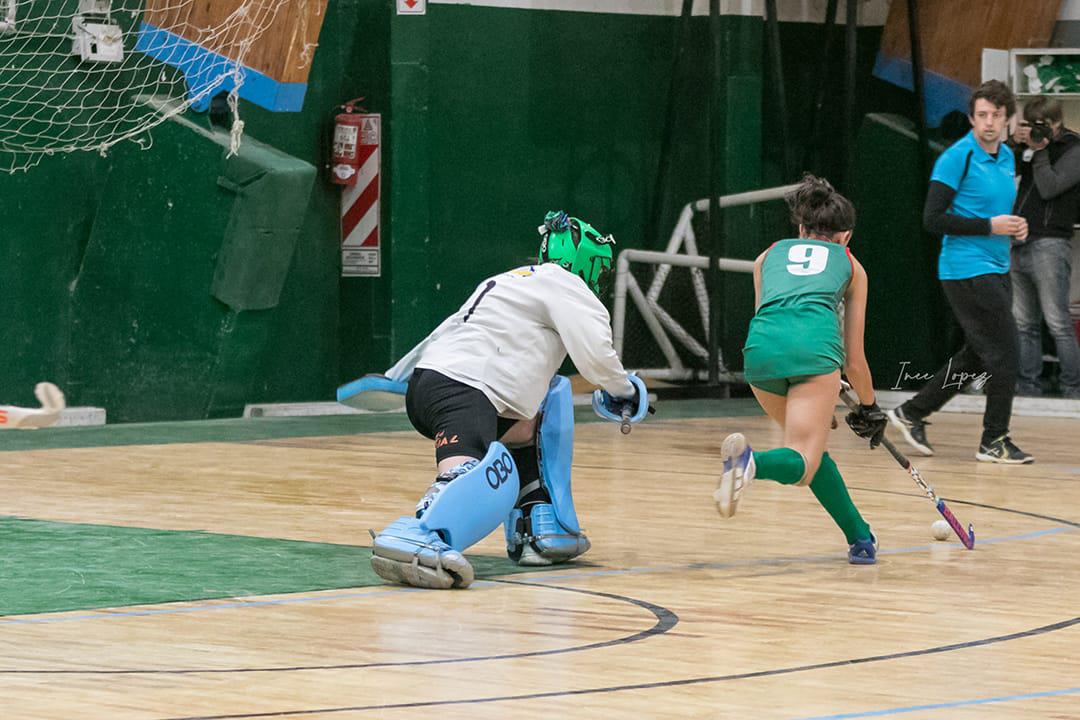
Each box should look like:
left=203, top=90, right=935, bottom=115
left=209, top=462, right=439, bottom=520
left=601, top=387, right=637, bottom=416
left=846, top=402, right=887, bottom=449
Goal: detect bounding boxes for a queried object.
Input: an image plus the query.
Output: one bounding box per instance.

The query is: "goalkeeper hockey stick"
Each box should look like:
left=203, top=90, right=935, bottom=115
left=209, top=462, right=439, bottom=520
left=839, top=381, right=975, bottom=549
left=619, top=396, right=656, bottom=434
left=0, top=382, right=65, bottom=429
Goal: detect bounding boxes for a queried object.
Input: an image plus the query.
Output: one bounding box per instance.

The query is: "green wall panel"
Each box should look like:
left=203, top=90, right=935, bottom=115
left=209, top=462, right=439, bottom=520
left=0, top=153, right=104, bottom=408
left=0, top=3, right=951, bottom=421
left=68, top=123, right=271, bottom=421
left=389, top=7, right=766, bottom=365
left=0, top=0, right=390, bottom=420
left=851, top=113, right=948, bottom=387
left=230, top=0, right=395, bottom=394
left=764, top=23, right=914, bottom=189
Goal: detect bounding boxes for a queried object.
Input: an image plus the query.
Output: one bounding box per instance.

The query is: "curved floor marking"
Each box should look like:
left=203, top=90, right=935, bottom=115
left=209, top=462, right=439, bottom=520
left=849, top=486, right=1080, bottom=529
left=1, top=493, right=1073, bottom=629
left=0, top=523, right=1068, bottom=629
left=0, top=581, right=678, bottom=675
left=0, top=498, right=1075, bottom=682
left=153, top=616, right=1080, bottom=720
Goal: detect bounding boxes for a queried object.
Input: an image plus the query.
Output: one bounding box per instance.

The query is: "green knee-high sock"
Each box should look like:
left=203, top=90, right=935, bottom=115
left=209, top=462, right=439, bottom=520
left=752, top=448, right=805, bottom=485
left=809, top=452, right=871, bottom=544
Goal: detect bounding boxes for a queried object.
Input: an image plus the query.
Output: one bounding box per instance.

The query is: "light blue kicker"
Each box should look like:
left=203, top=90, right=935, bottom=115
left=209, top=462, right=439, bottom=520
left=420, top=441, right=519, bottom=551
left=504, top=375, right=591, bottom=563
left=536, top=375, right=583, bottom=534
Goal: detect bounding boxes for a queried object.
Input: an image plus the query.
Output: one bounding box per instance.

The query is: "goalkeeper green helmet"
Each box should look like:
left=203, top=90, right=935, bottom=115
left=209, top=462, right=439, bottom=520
left=537, top=210, right=616, bottom=296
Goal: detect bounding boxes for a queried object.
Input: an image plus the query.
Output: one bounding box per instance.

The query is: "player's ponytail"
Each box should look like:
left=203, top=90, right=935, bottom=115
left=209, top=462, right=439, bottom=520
left=785, top=173, right=856, bottom=239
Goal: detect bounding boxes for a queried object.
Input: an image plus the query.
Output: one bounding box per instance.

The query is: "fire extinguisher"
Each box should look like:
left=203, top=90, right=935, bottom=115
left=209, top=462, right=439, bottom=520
left=330, top=97, right=370, bottom=186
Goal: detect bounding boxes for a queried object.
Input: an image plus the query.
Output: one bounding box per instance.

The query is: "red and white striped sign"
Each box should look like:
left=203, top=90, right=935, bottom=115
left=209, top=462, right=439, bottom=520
left=341, top=113, right=381, bottom=277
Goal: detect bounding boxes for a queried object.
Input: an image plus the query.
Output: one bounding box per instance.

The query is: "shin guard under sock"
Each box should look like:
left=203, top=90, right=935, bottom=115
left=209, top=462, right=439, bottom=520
left=510, top=445, right=549, bottom=507
left=809, top=452, right=871, bottom=544
left=752, top=447, right=805, bottom=485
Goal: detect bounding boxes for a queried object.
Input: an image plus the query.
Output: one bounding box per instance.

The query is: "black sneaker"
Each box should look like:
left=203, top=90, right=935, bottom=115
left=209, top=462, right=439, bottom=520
left=976, top=435, right=1034, bottom=464
left=886, top=405, right=934, bottom=456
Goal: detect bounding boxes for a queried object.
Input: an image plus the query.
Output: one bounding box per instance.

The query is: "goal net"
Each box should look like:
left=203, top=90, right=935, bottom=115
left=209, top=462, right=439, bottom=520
left=612, top=184, right=798, bottom=383
left=0, top=0, right=289, bottom=172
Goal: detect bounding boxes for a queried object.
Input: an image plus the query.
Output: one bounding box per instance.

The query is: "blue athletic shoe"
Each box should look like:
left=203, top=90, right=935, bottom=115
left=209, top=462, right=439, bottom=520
left=848, top=534, right=878, bottom=565
left=715, top=433, right=755, bottom=518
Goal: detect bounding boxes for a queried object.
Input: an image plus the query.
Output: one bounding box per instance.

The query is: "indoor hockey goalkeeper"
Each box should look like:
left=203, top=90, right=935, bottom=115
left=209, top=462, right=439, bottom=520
left=358, top=211, right=650, bottom=589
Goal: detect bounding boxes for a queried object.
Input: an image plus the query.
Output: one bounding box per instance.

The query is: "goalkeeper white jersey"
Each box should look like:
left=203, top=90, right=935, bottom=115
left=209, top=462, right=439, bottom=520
left=388, top=263, right=635, bottom=420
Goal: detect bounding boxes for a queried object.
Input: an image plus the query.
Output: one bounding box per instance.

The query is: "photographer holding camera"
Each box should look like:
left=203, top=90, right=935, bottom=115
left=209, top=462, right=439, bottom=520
left=1012, top=96, right=1080, bottom=399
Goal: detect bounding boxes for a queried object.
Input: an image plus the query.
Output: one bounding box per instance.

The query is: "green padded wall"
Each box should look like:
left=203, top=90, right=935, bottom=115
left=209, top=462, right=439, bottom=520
left=851, top=113, right=950, bottom=387
left=386, top=8, right=766, bottom=362
left=212, top=148, right=317, bottom=312
left=68, top=120, right=321, bottom=422
left=0, top=2, right=944, bottom=421
left=0, top=0, right=388, bottom=421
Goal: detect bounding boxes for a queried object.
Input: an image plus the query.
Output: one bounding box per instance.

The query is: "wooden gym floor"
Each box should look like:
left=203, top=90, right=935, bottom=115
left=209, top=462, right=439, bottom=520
left=1, top=401, right=1078, bottom=719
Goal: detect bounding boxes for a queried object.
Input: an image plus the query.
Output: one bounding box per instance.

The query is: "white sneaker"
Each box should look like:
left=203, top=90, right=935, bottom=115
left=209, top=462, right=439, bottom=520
left=715, top=433, right=755, bottom=518
left=886, top=406, right=934, bottom=456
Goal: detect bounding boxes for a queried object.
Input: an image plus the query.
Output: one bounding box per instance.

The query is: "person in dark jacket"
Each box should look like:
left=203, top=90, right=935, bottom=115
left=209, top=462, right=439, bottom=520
left=887, top=80, right=1033, bottom=464
left=1012, top=96, right=1080, bottom=399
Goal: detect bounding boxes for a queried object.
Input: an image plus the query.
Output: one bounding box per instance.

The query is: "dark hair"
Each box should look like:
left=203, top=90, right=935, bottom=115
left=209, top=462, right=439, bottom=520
left=785, top=173, right=855, bottom=237
left=968, top=80, right=1016, bottom=118
left=1023, top=95, right=1063, bottom=124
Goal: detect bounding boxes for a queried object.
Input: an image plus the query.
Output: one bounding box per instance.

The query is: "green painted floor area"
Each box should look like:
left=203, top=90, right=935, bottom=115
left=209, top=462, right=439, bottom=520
left=0, top=517, right=551, bottom=617
left=0, top=399, right=764, bottom=453
left=0, top=398, right=763, bottom=616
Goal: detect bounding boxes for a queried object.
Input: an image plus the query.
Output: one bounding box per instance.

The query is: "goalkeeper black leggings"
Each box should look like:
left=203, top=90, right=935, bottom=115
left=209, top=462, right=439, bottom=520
left=405, top=368, right=518, bottom=464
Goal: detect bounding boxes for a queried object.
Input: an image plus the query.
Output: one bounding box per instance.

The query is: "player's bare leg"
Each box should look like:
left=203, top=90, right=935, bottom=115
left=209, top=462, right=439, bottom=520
left=719, top=371, right=876, bottom=563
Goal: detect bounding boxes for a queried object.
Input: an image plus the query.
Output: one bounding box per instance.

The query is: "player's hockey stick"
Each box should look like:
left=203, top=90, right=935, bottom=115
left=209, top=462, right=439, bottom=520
left=839, top=381, right=975, bottom=549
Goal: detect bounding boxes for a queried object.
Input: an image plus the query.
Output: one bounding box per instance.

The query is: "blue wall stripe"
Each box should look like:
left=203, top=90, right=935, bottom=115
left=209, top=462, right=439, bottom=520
left=873, top=53, right=973, bottom=127
left=135, top=23, right=308, bottom=113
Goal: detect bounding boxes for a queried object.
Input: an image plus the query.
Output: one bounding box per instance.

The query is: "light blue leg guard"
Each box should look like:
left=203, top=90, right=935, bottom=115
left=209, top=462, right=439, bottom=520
left=371, top=442, right=518, bottom=589
left=504, top=375, right=591, bottom=566
left=419, top=441, right=519, bottom=550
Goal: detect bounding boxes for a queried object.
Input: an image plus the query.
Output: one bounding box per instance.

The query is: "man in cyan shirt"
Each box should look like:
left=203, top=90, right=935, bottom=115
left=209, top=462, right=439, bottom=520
left=888, top=80, right=1034, bottom=464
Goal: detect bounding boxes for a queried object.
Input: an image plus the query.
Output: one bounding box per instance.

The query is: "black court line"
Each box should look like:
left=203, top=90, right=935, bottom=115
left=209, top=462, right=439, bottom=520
left=139, top=497, right=1079, bottom=718
left=155, top=616, right=1080, bottom=720
left=4, top=497, right=1075, bottom=679
left=848, top=487, right=1080, bottom=529
left=0, top=581, right=677, bottom=675
left=945, top=498, right=1080, bottom=528
left=7, top=495, right=1077, bottom=720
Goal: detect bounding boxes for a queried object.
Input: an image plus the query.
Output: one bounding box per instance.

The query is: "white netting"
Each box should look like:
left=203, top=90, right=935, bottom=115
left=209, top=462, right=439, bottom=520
left=0, top=0, right=290, bottom=172
left=613, top=185, right=800, bottom=383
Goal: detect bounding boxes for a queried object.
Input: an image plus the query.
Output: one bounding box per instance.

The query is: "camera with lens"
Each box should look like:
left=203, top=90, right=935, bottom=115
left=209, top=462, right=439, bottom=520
left=1029, top=119, right=1053, bottom=143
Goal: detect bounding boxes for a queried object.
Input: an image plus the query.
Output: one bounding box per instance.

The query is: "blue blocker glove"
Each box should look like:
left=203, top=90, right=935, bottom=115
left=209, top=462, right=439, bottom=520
left=592, top=374, right=651, bottom=425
